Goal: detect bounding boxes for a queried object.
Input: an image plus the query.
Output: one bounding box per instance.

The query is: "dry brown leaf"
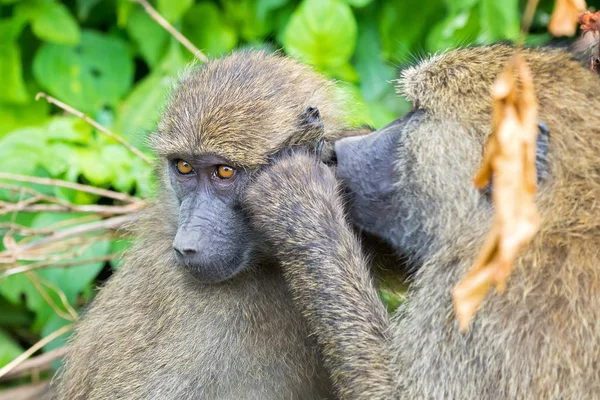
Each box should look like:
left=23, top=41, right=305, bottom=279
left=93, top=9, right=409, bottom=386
left=549, top=0, right=587, bottom=36
left=452, top=54, right=541, bottom=333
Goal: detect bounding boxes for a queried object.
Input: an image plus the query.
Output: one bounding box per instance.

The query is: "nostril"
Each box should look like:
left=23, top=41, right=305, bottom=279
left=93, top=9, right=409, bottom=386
left=182, top=248, right=196, bottom=255
left=174, top=246, right=197, bottom=258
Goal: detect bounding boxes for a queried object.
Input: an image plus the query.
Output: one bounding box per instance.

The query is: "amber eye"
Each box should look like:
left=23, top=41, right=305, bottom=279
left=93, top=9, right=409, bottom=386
left=176, top=160, right=194, bottom=174
left=215, top=165, right=235, bottom=179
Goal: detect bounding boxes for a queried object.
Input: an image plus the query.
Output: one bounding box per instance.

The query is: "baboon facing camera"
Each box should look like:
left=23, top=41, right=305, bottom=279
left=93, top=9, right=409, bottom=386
left=51, top=50, right=353, bottom=399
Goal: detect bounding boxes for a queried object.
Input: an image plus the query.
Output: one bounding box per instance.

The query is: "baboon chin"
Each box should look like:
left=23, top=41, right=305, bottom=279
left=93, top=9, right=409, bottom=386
left=246, top=44, right=600, bottom=399
left=51, top=50, right=354, bottom=399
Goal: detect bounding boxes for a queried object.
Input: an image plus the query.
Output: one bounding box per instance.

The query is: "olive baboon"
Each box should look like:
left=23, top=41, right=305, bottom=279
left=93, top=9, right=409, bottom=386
left=246, top=45, right=600, bottom=399
left=51, top=50, right=353, bottom=399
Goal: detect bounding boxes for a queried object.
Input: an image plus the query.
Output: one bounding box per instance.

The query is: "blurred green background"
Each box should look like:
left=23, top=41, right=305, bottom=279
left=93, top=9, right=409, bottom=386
left=0, top=0, right=594, bottom=389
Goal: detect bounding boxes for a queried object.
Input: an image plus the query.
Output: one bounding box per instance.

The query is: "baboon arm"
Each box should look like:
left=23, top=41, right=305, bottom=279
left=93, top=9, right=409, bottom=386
left=246, top=152, right=396, bottom=400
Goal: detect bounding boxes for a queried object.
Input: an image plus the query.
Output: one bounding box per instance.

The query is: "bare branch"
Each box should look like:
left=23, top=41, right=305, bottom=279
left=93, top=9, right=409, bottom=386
left=131, top=0, right=208, bottom=62
left=0, top=200, right=147, bottom=216
left=0, top=214, right=137, bottom=261
left=0, top=173, right=139, bottom=203
left=1, top=254, right=121, bottom=279
left=36, top=92, right=153, bottom=165
left=0, top=347, right=67, bottom=382
left=0, top=324, right=73, bottom=380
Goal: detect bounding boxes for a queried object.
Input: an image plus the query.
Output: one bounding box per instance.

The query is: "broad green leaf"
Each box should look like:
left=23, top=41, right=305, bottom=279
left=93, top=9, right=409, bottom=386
left=379, top=0, right=440, bottom=62
left=256, top=0, right=289, bottom=19
left=33, top=30, right=134, bottom=113
left=102, top=144, right=136, bottom=193
left=76, top=0, right=103, bottom=20
left=46, top=117, right=93, bottom=144
left=0, top=212, right=108, bottom=330
left=354, top=15, right=396, bottom=101
left=479, top=0, right=520, bottom=42
left=115, top=43, right=185, bottom=148
left=109, top=238, right=132, bottom=269
left=0, top=127, right=46, bottom=174
left=0, top=17, right=27, bottom=42
left=284, top=0, right=357, bottom=69
left=29, top=1, right=81, bottom=45
left=77, top=147, right=114, bottom=186
left=336, top=82, right=372, bottom=128
left=0, top=42, right=28, bottom=104
left=127, top=8, right=169, bottom=67
left=157, top=0, right=194, bottom=23
left=41, top=313, right=72, bottom=354
left=426, top=8, right=480, bottom=52
left=222, top=0, right=274, bottom=42
left=0, top=100, right=49, bottom=137
left=0, top=329, right=23, bottom=369
left=182, top=3, right=238, bottom=57
left=345, top=0, right=373, bottom=7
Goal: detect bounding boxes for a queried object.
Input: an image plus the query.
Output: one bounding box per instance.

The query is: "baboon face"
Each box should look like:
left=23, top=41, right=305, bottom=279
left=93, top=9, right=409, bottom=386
left=166, top=155, right=256, bottom=283
left=335, top=47, right=552, bottom=262
left=150, top=50, right=344, bottom=283
left=335, top=111, right=490, bottom=261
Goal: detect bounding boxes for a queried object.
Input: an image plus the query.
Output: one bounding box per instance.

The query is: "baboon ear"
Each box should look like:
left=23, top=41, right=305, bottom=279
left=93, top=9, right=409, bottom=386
left=299, top=105, right=324, bottom=133
left=481, top=122, right=551, bottom=198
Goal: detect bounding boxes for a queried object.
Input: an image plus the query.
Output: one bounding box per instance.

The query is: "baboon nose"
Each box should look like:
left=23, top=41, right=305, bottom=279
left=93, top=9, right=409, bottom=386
left=174, top=246, right=197, bottom=257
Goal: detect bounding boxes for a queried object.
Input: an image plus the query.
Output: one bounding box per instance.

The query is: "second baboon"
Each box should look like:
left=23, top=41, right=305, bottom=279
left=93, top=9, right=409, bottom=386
left=246, top=44, right=600, bottom=399
left=51, top=50, right=353, bottom=399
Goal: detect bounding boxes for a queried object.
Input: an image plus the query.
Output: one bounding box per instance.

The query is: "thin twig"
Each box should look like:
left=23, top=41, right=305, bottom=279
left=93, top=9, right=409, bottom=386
left=522, top=0, right=540, bottom=36
left=36, top=93, right=152, bottom=165
left=25, top=272, right=77, bottom=322
left=0, top=173, right=139, bottom=203
left=0, top=347, right=67, bottom=382
left=0, top=201, right=147, bottom=216
left=0, top=214, right=136, bottom=261
left=131, top=0, right=208, bottom=62
left=0, top=324, right=73, bottom=380
left=1, top=254, right=121, bottom=278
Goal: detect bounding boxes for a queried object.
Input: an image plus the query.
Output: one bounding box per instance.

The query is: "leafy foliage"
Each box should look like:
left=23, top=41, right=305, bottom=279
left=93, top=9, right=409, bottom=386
left=0, top=0, right=585, bottom=382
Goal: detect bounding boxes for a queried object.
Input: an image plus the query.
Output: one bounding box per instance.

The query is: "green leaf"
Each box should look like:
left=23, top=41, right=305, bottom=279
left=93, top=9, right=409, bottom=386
left=354, top=15, right=396, bottom=101
left=182, top=3, right=238, bottom=57
left=157, top=0, right=194, bottom=22
left=109, top=238, right=132, bottom=269
left=0, top=42, right=29, bottom=104
left=27, top=0, right=81, bottom=45
left=101, top=144, right=136, bottom=193
left=77, top=147, right=114, bottom=186
left=0, top=100, right=49, bottom=137
left=46, top=117, right=93, bottom=144
left=0, top=127, right=46, bottom=174
left=222, top=0, right=274, bottom=42
left=115, top=43, right=185, bottom=148
left=283, top=0, right=357, bottom=69
left=127, top=8, right=170, bottom=68
left=256, top=0, right=289, bottom=20
left=426, top=7, right=480, bottom=52
left=76, top=0, right=103, bottom=20
left=479, top=0, right=520, bottom=41
left=379, top=0, right=440, bottom=62
left=33, top=30, right=134, bottom=113
left=0, top=17, right=27, bottom=42
left=0, top=212, right=109, bottom=331
left=0, top=329, right=23, bottom=369
left=344, top=0, right=373, bottom=7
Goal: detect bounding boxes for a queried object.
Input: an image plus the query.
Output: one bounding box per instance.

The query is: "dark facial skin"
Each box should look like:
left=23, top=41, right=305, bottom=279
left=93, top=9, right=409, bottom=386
left=168, top=154, right=256, bottom=283
left=334, top=112, right=550, bottom=260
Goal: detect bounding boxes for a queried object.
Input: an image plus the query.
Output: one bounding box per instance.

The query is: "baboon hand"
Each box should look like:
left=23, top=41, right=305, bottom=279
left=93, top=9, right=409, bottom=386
left=245, top=149, right=345, bottom=253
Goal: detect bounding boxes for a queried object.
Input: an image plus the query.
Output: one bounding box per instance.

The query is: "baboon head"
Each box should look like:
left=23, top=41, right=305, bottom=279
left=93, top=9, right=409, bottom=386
left=335, top=45, right=600, bottom=264
left=151, top=50, right=347, bottom=283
